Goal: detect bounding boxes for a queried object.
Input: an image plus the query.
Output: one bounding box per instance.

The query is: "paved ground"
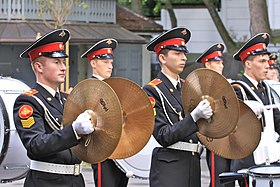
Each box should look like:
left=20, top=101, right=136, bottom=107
left=1, top=151, right=238, bottom=187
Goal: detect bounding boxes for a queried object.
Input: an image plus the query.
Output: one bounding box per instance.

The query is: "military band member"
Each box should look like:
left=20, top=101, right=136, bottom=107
left=196, top=43, right=235, bottom=187
left=230, top=33, right=280, bottom=187
left=81, top=38, right=129, bottom=187
left=143, top=27, right=213, bottom=187
left=13, top=29, right=94, bottom=187
left=266, top=54, right=279, bottom=82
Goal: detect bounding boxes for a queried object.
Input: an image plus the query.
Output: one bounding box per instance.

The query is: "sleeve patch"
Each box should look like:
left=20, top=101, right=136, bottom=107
left=21, top=116, right=35, bottom=128
left=18, top=105, right=33, bottom=119
left=149, top=97, right=156, bottom=108
left=148, top=79, right=162, bottom=87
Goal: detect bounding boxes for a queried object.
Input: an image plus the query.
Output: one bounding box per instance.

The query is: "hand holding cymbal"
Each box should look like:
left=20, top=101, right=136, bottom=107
left=182, top=68, right=239, bottom=138
left=63, top=78, right=123, bottom=164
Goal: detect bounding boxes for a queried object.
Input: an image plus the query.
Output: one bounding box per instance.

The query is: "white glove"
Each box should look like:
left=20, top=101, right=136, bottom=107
left=190, top=99, right=213, bottom=122
left=72, top=111, right=95, bottom=135
left=244, top=100, right=264, bottom=117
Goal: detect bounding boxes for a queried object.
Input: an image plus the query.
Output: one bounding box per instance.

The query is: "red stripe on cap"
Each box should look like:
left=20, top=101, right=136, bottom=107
left=28, top=42, right=64, bottom=61
left=154, top=38, right=185, bottom=55
left=201, top=51, right=222, bottom=64
left=87, top=48, right=113, bottom=60
left=239, top=43, right=266, bottom=62
left=268, top=60, right=275, bottom=65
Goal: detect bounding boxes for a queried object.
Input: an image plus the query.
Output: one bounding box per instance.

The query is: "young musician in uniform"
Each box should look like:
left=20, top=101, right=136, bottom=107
left=266, top=54, right=279, bottom=82
left=13, top=29, right=95, bottom=187
left=81, top=38, right=129, bottom=187
left=196, top=43, right=235, bottom=187
left=143, top=27, right=213, bottom=187
left=231, top=33, right=280, bottom=187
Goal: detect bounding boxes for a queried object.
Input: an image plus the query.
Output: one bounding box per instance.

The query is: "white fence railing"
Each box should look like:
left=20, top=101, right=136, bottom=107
left=0, top=0, right=116, bottom=23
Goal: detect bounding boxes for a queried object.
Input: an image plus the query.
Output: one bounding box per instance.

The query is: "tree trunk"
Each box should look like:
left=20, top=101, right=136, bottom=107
left=203, top=0, right=237, bottom=54
left=164, top=0, right=177, bottom=28
left=248, top=0, right=271, bottom=35
left=131, top=0, right=142, bottom=15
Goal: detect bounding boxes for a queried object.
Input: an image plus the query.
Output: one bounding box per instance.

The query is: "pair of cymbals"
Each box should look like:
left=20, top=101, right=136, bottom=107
left=63, top=78, right=154, bottom=163
left=182, top=68, right=261, bottom=159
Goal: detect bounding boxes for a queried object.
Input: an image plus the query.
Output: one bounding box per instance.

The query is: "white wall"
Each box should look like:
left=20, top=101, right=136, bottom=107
left=268, top=0, right=280, bottom=29
left=157, top=0, right=280, bottom=53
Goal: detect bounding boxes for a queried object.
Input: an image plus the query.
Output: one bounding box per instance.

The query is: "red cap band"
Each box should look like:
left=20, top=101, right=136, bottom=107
left=154, top=38, right=185, bottom=55
left=28, top=42, right=64, bottom=61
left=201, top=51, right=223, bottom=64
left=87, top=48, right=113, bottom=60
left=239, top=43, right=266, bottom=62
left=268, top=60, right=275, bottom=65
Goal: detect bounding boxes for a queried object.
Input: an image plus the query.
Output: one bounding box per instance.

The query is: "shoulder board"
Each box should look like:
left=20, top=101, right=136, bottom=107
left=148, top=79, right=162, bottom=87
left=23, top=89, right=38, bottom=96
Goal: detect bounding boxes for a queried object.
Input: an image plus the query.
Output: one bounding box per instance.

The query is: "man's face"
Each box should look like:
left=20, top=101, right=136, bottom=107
left=91, top=58, right=113, bottom=79
left=245, top=54, right=269, bottom=82
left=266, top=68, right=279, bottom=82
left=160, top=50, right=187, bottom=75
left=35, top=57, right=66, bottom=88
left=205, top=60, right=224, bottom=75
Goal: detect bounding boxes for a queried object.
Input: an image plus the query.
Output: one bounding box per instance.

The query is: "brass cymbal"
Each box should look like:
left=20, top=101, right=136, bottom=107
left=104, top=78, right=155, bottom=159
left=63, top=78, right=123, bottom=164
left=197, top=100, right=261, bottom=159
left=182, top=68, right=239, bottom=138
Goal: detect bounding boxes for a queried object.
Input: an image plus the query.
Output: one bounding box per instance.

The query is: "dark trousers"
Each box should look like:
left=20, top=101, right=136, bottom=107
left=92, top=159, right=128, bottom=187
left=206, top=149, right=235, bottom=187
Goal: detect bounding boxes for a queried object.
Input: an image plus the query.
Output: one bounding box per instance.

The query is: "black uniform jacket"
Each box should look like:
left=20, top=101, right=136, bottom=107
left=143, top=72, right=201, bottom=187
left=231, top=75, right=280, bottom=171
left=13, top=83, right=84, bottom=187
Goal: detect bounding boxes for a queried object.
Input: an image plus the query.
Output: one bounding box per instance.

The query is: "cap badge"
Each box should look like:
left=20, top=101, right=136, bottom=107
left=181, top=29, right=188, bottom=35
left=262, top=34, right=267, bottom=39
left=59, top=31, right=66, bottom=37
left=217, top=44, right=222, bottom=48
left=106, top=39, right=113, bottom=45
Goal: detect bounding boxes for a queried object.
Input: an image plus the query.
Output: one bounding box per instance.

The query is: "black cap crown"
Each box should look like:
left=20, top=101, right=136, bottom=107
left=196, top=43, right=224, bottom=64
left=269, top=53, right=278, bottom=68
left=233, top=33, right=270, bottom=62
left=81, top=38, right=118, bottom=60
left=20, top=29, right=70, bottom=61
left=147, top=27, right=191, bottom=55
